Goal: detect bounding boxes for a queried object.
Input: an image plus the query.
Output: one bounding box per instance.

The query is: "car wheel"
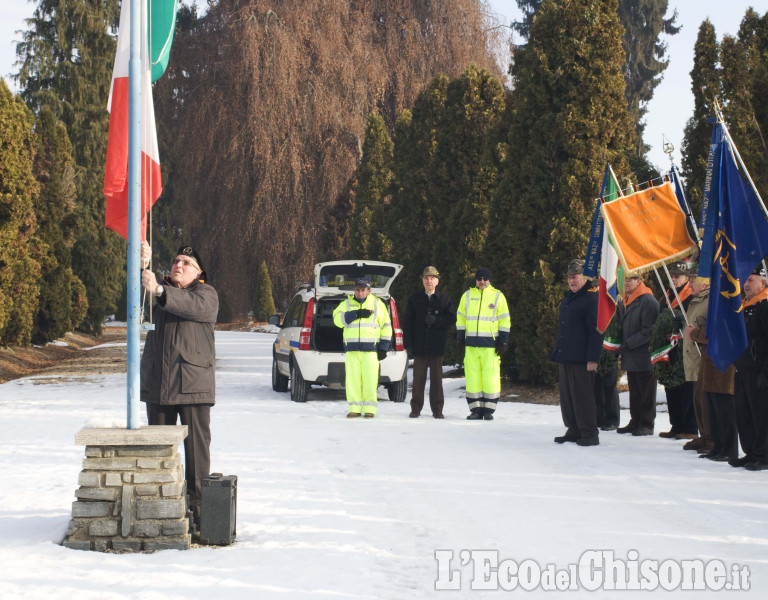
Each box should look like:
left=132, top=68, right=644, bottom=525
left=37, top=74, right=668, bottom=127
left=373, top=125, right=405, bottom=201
left=290, top=360, right=310, bottom=403
left=272, top=356, right=289, bottom=392
left=387, top=373, right=408, bottom=403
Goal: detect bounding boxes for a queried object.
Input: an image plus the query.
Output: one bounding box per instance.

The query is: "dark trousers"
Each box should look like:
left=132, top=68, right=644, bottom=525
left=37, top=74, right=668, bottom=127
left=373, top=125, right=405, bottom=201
left=627, top=370, right=657, bottom=430
left=735, top=371, right=768, bottom=462
left=594, top=363, right=620, bottom=428
left=665, top=381, right=697, bottom=434
left=559, top=363, right=598, bottom=439
left=693, top=380, right=711, bottom=444
left=147, top=403, right=212, bottom=519
left=707, top=392, right=738, bottom=459
left=411, top=355, right=445, bottom=416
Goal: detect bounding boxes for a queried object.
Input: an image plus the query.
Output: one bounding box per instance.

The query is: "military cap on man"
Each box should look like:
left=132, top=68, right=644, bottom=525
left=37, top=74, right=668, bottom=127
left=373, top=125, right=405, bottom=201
left=354, top=278, right=371, bottom=288
left=566, top=259, right=586, bottom=275
left=177, top=246, right=206, bottom=280
left=668, top=262, right=689, bottom=276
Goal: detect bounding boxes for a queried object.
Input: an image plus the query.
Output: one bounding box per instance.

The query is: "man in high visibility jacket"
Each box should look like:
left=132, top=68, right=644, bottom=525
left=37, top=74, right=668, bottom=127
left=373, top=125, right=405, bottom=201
left=456, top=268, right=511, bottom=420
left=333, top=278, right=392, bottom=418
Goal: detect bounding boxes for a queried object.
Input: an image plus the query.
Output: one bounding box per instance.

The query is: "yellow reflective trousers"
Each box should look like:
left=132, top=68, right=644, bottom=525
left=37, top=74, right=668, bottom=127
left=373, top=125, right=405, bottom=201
left=464, top=346, right=500, bottom=414
left=345, top=351, right=379, bottom=414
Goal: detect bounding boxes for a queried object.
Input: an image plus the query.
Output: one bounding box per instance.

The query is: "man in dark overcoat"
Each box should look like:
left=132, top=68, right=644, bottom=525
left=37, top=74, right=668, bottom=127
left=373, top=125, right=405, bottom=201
left=551, top=259, right=604, bottom=446
left=402, top=266, right=456, bottom=419
left=732, top=267, right=768, bottom=470
left=140, top=242, right=219, bottom=527
left=618, top=275, right=660, bottom=436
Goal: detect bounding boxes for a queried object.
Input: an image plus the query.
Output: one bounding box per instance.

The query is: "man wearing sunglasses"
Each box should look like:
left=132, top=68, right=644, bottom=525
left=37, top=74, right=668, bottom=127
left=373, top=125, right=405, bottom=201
left=140, top=242, right=219, bottom=535
left=456, top=268, right=510, bottom=420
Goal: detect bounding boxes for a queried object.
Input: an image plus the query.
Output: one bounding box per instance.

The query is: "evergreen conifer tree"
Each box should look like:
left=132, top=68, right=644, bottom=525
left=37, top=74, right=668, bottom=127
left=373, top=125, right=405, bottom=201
left=31, top=107, right=87, bottom=343
left=494, top=0, right=634, bottom=383
left=618, top=0, right=680, bottom=155
left=720, top=9, right=768, bottom=197
left=0, top=80, right=42, bottom=345
left=680, top=20, right=720, bottom=220
left=350, top=113, right=394, bottom=260
left=388, top=75, right=449, bottom=305
left=515, top=0, right=679, bottom=160
left=253, top=261, right=277, bottom=322
left=16, top=0, right=124, bottom=334
left=387, top=66, right=505, bottom=311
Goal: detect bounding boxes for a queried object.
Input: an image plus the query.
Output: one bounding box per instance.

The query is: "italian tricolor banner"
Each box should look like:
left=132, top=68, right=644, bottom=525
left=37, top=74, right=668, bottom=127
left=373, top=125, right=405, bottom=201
left=597, top=166, right=622, bottom=333
left=651, top=334, right=683, bottom=365
left=104, top=0, right=162, bottom=241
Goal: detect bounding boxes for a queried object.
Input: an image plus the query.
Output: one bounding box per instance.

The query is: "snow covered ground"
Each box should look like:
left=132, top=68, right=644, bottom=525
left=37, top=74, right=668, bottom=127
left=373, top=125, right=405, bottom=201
left=1, top=331, right=767, bottom=599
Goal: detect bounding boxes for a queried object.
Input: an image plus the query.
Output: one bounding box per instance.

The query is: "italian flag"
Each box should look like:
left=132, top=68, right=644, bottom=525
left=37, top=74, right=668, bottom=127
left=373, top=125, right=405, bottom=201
left=597, top=167, right=622, bottom=333
left=104, top=0, right=162, bottom=240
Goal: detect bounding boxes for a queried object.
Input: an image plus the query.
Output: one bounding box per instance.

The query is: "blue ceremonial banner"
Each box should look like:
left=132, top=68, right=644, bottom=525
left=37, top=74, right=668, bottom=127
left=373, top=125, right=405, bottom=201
left=704, top=137, right=768, bottom=371
left=584, top=164, right=620, bottom=278
left=697, top=122, right=723, bottom=281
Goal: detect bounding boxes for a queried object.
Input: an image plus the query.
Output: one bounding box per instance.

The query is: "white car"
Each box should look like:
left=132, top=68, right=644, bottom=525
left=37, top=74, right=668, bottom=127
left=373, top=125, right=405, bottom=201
left=269, top=260, right=408, bottom=403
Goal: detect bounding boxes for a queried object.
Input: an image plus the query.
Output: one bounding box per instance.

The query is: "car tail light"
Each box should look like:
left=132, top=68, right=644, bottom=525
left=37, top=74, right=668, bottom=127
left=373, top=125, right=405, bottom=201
left=389, top=298, right=404, bottom=351
left=299, top=297, right=315, bottom=350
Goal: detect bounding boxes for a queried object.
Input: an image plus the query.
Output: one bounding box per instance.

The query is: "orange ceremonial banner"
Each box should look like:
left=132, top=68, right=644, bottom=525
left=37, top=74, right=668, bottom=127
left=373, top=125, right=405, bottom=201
left=600, top=181, right=696, bottom=275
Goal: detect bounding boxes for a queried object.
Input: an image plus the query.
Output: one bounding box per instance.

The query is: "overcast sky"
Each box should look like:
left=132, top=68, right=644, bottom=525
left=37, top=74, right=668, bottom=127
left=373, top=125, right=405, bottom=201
left=1, top=0, right=763, bottom=172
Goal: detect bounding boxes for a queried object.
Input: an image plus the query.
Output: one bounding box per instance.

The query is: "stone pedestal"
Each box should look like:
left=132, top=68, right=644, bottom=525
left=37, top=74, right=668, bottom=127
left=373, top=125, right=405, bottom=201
left=63, top=426, right=190, bottom=552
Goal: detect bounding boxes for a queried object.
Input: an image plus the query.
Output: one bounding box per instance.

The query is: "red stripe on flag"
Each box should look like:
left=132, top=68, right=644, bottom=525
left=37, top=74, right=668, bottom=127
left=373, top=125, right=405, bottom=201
left=105, top=151, right=161, bottom=240
left=597, top=277, right=616, bottom=333
left=104, top=77, right=129, bottom=202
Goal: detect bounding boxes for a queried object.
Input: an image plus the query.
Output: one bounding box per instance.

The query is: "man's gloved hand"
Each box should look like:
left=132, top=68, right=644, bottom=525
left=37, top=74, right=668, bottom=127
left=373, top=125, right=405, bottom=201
left=424, top=313, right=437, bottom=326
left=377, top=349, right=387, bottom=362
left=344, top=310, right=359, bottom=322
left=357, top=308, right=372, bottom=319
left=758, top=370, right=768, bottom=392
left=495, top=342, right=508, bottom=356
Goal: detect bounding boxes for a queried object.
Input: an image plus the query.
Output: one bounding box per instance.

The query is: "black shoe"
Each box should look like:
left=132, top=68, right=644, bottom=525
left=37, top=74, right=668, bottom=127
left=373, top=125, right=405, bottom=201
left=728, top=457, right=749, bottom=468
left=577, top=437, right=599, bottom=446
left=632, top=427, right=653, bottom=436
left=409, top=412, right=420, bottom=418
left=708, top=454, right=730, bottom=462
left=433, top=414, right=444, bottom=419
left=467, top=412, right=483, bottom=420
left=745, top=461, right=768, bottom=471
left=600, top=424, right=617, bottom=431
left=554, top=433, right=579, bottom=444
left=483, top=414, right=494, bottom=421
left=617, top=424, right=636, bottom=434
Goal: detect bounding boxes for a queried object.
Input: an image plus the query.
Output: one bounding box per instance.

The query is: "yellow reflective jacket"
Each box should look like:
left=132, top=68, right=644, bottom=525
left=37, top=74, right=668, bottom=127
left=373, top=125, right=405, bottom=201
left=333, top=294, right=392, bottom=352
left=456, top=285, right=510, bottom=348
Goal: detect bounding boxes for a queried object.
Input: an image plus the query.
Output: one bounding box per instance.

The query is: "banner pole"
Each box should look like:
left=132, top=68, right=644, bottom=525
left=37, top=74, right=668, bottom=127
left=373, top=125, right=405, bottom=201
left=126, top=0, right=142, bottom=430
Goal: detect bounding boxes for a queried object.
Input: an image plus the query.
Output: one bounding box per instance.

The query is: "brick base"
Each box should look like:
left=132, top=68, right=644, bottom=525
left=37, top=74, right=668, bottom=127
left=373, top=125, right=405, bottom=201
left=63, top=426, right=190, bottom=552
